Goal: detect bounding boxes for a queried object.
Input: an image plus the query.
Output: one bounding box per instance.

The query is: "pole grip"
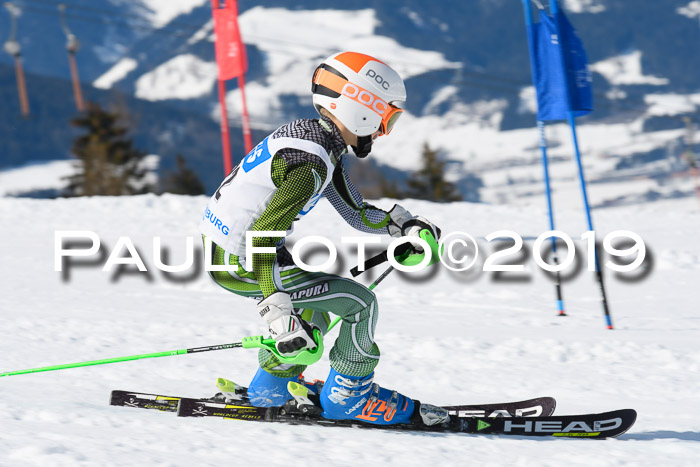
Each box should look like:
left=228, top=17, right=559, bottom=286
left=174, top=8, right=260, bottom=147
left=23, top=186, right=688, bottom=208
left=241, top=330, right=324, bottom=366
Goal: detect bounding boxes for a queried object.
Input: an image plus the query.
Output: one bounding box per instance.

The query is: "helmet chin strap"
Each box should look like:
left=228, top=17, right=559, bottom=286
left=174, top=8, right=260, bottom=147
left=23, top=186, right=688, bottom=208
left=351, top=135, right=373, bottom=158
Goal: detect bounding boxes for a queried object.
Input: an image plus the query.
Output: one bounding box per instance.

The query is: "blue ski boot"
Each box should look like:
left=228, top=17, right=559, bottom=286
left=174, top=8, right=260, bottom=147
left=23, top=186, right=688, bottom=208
left=247, top=367, right=298, bottom=407
left=247, top=367, right=321, bottom=407
left=319, top=368, right=415, bottom=425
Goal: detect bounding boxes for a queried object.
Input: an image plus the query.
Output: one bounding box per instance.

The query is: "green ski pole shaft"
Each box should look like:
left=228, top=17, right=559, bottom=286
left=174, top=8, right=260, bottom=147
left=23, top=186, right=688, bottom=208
left=368, top=265, right=395, bottom=292
left=3, top=263, right=402, bottom=377
left=0, top=342, right=244, bottom=377
left=327, top=265, right=395, bottom=333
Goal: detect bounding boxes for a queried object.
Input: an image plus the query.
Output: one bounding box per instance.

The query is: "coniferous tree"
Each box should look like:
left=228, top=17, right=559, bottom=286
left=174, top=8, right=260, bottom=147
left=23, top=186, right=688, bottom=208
left=405, top=143, right=463, bottom=202
left=161, top=155, right=206, bottom=195
left=65, top=102, right=154, bottom=196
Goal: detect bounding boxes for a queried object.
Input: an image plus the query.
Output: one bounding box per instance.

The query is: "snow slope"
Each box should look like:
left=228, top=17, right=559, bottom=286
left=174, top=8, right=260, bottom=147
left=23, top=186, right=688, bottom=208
left=1, top=194, right=699, bottom=466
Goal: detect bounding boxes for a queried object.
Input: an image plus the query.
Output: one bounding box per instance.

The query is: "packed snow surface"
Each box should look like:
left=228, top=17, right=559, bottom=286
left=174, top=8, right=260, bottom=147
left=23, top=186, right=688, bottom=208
left=1, top=194, right=699, bottom=466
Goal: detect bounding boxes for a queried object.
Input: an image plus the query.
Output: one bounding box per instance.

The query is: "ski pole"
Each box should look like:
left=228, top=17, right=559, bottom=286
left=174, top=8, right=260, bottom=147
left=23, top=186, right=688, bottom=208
left=328, top=228, right=442, bottom=332
left=0, top=331, right=324, bottom=378
left=0, top=343, right=242, bottom=377
left=3, top=233, right=436, bottom=378
left=327, top=265, right=395, bottom=333
left=2, top=264, right=396, bottom=378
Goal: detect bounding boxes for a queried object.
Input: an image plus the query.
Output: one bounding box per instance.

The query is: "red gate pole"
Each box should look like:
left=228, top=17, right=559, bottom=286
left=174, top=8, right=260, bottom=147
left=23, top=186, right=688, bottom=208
left=238, top=73, right=253, bottom=153
left=211, top=0, right=233, bottom=174
left=216, top=77, right=233, bottom=174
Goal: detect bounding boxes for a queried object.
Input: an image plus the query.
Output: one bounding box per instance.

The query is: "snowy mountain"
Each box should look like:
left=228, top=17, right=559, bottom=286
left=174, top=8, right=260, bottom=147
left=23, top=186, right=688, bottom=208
left=1, top=193, right=699, bottom=464
left=1, top=0, right=699, bottom=206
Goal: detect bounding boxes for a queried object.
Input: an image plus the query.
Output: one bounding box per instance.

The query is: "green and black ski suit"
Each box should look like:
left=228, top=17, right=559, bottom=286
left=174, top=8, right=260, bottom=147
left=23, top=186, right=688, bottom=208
left=200, top=116, right=395, bottom=378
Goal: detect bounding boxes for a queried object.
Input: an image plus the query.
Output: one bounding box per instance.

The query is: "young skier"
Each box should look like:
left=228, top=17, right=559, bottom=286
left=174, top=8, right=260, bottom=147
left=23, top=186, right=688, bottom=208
left=200, top=51, right=447, bottom=426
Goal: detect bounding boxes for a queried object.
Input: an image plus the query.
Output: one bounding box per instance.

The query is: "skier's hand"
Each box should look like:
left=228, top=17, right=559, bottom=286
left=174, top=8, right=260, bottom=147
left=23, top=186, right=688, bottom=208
left=387, top=204, right=441, bottom=252
left=258, top=292, right=319, bottom=357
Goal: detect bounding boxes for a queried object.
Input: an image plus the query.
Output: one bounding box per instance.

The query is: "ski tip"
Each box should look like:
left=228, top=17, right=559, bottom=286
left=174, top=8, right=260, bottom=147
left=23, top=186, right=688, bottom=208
left=546, top=396, right=556, bottom=412
left=531, top=396, right=556, bottom=403
left=535, top=396, right=556, bottom=416
left=612, top=409, right=638, bottom=438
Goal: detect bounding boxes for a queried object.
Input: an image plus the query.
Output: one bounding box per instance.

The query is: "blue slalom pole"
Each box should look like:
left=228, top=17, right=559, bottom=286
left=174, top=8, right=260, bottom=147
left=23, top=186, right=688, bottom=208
left=538, top=121, right=566, bottom=316
left=522, top=0, right=566, bottom=316
left=566, top=111, right=612, bottom=328
left=551, top=0, right=613, bottom=329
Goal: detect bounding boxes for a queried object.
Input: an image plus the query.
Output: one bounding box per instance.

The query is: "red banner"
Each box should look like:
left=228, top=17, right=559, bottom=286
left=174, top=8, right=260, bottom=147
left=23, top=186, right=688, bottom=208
left=212, top=3, right=247, bottom=80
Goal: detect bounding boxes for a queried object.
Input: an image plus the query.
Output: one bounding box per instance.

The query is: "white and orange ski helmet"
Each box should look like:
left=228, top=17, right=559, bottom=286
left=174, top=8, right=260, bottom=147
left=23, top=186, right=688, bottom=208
left=311, top=52, right=406, bottom=138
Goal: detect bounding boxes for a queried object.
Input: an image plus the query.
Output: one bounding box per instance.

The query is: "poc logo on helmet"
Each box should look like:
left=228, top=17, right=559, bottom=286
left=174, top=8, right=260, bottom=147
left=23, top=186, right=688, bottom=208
left=366, top=69, right=390, bottom=90
left=341, top=83, right=388, bottom=115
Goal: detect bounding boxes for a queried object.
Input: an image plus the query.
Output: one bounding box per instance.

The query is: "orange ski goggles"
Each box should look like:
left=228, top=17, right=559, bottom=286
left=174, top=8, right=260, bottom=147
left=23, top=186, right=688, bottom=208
left=312, top=66, right=403, bottom=136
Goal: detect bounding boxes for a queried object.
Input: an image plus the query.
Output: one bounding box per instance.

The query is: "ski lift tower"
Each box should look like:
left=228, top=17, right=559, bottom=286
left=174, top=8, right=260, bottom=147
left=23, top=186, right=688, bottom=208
left=58, top=4, right=84, bottom=111
left=3, top=2, right=29, bottom=117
